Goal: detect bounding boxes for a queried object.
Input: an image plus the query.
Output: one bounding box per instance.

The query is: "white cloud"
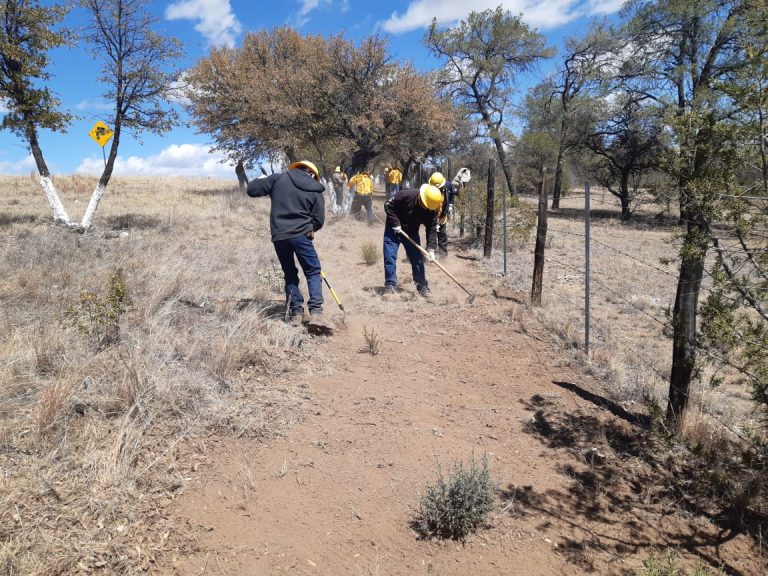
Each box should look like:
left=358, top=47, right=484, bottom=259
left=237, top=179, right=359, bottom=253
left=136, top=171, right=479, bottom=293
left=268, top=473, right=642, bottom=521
left=294, top=0, right=332, bottom=27
left=0, top=154, right=36, bottom=175
left=165, top=0, right=242, bottom=47
left=588, top=0, right=626, bottom=14
left=75, top=143, right=237, bottom=179
left=380, top=0, right=619, bottom=34
left=75, top=99, right=113, bottom=112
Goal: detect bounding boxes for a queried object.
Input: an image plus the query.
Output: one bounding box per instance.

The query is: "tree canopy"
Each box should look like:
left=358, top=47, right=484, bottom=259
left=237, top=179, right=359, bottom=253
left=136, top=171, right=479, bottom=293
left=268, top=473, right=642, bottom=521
left=185, top=27, right=458, bottom=176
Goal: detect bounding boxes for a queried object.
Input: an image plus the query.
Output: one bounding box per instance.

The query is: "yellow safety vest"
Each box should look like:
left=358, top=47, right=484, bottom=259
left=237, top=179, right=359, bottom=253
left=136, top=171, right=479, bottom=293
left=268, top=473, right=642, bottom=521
left=349, top=174, right=373, bottom=195
left=386, top=169, right=402, bottom=185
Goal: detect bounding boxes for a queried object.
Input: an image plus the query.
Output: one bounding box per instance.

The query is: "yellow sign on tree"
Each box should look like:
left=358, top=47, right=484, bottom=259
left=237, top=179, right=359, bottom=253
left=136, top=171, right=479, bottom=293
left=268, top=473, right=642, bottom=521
left=88, top=121, right=113, bottom=147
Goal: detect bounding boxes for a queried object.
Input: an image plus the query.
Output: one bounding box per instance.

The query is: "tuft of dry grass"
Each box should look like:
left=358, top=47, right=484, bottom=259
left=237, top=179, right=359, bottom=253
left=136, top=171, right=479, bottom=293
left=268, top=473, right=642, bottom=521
left=360, top=241, right=381, bottom=265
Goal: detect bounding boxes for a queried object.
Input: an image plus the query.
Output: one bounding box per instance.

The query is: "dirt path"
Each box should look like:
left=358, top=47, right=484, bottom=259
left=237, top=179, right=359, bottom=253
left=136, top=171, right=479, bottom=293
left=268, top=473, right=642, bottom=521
left=164, top=196, right=759, bottom=575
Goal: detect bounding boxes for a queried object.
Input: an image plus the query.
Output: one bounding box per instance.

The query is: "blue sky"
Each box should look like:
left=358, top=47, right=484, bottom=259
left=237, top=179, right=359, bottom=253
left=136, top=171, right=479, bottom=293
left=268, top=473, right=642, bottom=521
left=0, top=0, right=623, bottom=179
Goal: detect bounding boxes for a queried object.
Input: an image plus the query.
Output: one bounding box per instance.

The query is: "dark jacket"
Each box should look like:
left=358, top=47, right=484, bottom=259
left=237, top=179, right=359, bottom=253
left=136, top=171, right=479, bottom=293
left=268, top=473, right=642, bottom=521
left=247, top=169, right=325, bottom=241
left=438, top=181, right=455, bottom=223
left=384, top=188, right=438, bottom=251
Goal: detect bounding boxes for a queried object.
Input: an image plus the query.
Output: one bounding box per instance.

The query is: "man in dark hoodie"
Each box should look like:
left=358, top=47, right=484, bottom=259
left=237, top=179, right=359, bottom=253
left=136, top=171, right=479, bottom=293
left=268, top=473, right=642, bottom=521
left=382, top=184, right=442, bottom=296
left=247, top=160, right=330, bottom=330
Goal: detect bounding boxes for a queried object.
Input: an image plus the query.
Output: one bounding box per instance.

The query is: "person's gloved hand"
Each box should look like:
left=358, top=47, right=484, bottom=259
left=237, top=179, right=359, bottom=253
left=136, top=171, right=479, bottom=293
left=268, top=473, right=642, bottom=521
left=392, top=226, right=403, bottom=234
left=427, top=250, right=436, bottom=262
left=448, top=204, right=454, bottom=215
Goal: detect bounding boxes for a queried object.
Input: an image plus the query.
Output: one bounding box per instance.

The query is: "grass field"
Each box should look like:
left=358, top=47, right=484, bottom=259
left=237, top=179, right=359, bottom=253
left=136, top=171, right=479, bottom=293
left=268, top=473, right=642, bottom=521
left=0, top=175, right=763, bottom=573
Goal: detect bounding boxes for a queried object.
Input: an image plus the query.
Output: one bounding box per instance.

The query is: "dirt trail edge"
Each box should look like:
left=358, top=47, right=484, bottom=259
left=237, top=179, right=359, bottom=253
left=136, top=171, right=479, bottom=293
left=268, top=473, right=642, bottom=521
left=165, top=213, right=758, bottom=576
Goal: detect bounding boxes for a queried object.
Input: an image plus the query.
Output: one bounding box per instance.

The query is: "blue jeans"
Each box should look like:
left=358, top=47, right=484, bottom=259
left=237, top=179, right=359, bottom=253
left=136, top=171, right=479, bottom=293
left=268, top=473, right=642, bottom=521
left=383, top=226, right=427, bottom=289
left=273, top=235, right=323, bottom=315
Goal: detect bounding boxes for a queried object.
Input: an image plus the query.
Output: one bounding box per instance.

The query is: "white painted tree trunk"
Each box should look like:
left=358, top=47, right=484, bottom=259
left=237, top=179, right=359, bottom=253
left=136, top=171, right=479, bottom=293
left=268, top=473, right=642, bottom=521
left=40, top=176, right=71, bottom=225
left=80, top=183, right=108, bottom=230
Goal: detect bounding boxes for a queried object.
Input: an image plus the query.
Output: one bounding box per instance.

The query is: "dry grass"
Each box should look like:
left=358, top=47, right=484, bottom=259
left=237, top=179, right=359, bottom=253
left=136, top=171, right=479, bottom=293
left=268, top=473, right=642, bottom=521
left=0, top=175, right=319, bottom=574
left=481, top=188, right=761, bottom=445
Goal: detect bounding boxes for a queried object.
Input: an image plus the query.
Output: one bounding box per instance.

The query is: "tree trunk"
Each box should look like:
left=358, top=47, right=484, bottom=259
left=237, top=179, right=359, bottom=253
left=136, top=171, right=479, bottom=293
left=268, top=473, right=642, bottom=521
left=531, top=169, right=548, bottom=306
left=81, top=126, right=121, bottom=231
left=619, top=171, right=631, bottom=221
left=26, top=122, right=70, bottom=224
left=666, top=219, right=707, bottom=429
left=235, top=160, right=248, bottom=192
left=483, top=158, right=495, bottom=258
left=349, top=148, right=376, bottom=175
left=551, top=144, right=565, bottom=209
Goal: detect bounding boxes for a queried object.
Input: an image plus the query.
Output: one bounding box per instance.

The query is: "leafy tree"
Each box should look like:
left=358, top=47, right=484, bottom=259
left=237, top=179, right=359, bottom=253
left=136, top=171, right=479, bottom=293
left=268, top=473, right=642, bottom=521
left=186, top=28, right=455, bottom=178
left=425, top=7, right=553, bottom=200
left=698, top=1, right=768, bottom=422
left=79, top=0, right=182, bottom=230
left=516, top=80, right=561, bottom=195
left=585, top=91, right=665, bottom=219
left=0, top=0, right=73, bottom=224
left=549, top=26, right=617, bottom=209
left=623, top=0, right=768, bottom=428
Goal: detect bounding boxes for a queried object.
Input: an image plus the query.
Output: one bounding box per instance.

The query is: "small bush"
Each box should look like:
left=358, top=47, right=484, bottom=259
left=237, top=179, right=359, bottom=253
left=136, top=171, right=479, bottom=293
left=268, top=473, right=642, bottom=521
left=360, top=241, right=381, bottom=265
left=415, top=453, right=495, bottom=540
left=362, top=325, right=381, bottom=356
left=64, top=268, right=131, bottom=350
left=637, top=550, right=719, bottom=576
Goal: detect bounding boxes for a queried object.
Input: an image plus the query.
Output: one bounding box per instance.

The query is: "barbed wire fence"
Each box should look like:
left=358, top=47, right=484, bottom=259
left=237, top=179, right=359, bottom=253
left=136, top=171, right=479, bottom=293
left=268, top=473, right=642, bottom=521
left=464, top=175, right=763, bottom=442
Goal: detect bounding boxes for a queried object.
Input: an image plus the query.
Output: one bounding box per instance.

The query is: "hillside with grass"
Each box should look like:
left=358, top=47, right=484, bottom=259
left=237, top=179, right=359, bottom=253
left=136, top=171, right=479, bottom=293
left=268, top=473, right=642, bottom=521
left=0, top=175, right=764, bottom=575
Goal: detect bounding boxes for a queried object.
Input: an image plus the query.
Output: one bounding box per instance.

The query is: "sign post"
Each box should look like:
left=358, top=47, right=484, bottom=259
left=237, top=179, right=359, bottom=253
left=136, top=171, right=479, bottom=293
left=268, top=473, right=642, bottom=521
left=88, top=121, right=114, bottom=167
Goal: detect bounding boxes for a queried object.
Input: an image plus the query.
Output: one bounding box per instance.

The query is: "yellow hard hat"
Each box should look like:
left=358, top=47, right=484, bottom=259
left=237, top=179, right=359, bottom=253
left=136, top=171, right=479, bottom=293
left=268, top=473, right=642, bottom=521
left=419, top=184, right=443, bottom=211
left=429, top=172, right=446, bottom=189
left=289, top=160, right=320, bottom=181
left=334, top=166, right=341, bottom=172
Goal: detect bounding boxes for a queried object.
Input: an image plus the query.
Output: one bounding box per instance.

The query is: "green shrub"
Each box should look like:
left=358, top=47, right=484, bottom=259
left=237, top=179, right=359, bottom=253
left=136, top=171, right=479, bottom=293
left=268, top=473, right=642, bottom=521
left=415, top=453, right=495, bottom=540
left=64, top=268, right=131, bottom=350
left=360, top=241, right=380, bottom=265
left=637, top=550, right=719, bottom=576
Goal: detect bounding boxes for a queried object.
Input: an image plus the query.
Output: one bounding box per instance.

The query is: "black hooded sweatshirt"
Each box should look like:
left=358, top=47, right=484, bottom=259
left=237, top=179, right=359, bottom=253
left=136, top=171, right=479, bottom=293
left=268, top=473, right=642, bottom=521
left=247, top=169, right=325, bottom=242
left=384, top=188, right=438, bottom=250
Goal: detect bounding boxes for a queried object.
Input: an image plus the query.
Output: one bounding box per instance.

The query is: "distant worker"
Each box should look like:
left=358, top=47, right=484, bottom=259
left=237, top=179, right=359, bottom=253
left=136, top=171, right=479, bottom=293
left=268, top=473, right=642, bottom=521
left=382, top=184, right=442, bottom=297
left=246, top=160, right=331, bottom=331
left=331, top=166, right=347, bottom=208
left=349, top=170, right=375, bottom=225
left=428, top=171, right=455, bottom=258
left=385, top=166, right=403, bottom=199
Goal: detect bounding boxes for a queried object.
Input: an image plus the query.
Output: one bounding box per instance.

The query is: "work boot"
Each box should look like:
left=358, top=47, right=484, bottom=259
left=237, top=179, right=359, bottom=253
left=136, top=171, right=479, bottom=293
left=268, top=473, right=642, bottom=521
left=417, top=284, right=431, bottom=297
left=383, top=285, right=397, bottom=295
left=307, top=310, right=333, bottom=331
left=289, top=313, right=304, bottom=327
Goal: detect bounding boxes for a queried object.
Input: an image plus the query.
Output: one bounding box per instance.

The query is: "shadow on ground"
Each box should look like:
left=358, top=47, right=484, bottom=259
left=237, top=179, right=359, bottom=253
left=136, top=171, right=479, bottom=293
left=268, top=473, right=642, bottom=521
left=105, top=213, right=163, bottom=230
left=505, top=381, right=765, bottom=575
left=0, top=213, right=38, bottom=228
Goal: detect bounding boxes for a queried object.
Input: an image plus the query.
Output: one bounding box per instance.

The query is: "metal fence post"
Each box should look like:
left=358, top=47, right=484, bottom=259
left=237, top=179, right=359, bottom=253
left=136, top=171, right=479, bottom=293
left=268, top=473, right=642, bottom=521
left=585, top=181, right=591, bottom=356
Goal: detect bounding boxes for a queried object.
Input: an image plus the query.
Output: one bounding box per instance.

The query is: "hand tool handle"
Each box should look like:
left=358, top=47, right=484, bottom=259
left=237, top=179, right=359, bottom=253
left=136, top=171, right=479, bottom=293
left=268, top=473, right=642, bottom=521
left=320, top=271, right=345, bottom=311
left=395, top=229, right=475, bottom=300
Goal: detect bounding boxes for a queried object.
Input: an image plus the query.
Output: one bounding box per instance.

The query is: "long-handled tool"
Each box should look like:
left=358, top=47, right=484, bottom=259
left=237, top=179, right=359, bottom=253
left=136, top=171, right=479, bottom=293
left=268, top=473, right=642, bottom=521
left=320, top=270, right=346, bottom=319
left=396, top=229, right=476, bottom=303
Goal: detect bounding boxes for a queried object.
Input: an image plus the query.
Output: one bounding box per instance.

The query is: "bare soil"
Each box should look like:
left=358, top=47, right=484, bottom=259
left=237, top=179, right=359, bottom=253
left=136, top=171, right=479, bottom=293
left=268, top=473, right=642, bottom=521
left=162, top=195, right=762, bottom=575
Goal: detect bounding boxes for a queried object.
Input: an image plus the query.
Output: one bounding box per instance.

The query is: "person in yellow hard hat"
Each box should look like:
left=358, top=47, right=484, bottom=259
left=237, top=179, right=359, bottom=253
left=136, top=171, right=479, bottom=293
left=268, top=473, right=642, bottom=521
left=246, top=160, right=331, bottom=331
left=385, top=165, right=403, bottom=200
left=348, top=170, right=374, bottom=225
left=382, top=184, right=441, bottom=297
left=428, top=171, right=454, bottom=258
left=331, top=166, right=347, bottom=208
